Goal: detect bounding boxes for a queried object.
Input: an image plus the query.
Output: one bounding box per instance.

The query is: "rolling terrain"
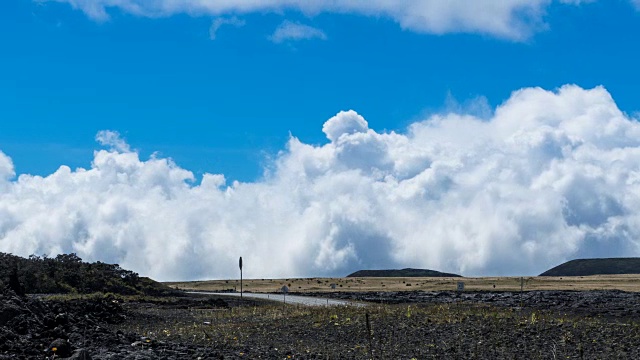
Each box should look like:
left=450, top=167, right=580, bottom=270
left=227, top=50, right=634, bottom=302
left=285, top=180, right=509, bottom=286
left=540, top=257, right=640, bottom=276
left=346, top=268, right=461, bottom=277
left=170, top=258, right=640, bottom=293
left=166, top=273, right=640, bottom=293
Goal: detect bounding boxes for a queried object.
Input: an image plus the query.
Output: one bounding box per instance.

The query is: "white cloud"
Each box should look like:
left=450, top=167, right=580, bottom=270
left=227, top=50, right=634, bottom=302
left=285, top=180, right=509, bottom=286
left=3, top=85, right=640, bottom=280
left=559, top=0, right=596, bottom=4
left=96, top=130, right=130, bottom=152
left=209, top=16, right=245, bottom=40
left=269, top=20, right=327, bottom=43
left=0, top=151, right=15, bottom=181
left=322, top=110, right=368, bottom=142
left=40, top=0, right=610, bottom=40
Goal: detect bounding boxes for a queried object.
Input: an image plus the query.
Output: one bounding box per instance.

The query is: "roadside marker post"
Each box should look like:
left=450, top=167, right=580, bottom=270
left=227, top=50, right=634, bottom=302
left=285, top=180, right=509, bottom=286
left=520, top=277, right=524, bottom=307
left=239, top=257, right=243, bottom=301
left=281, top=285, right=289, bottom=306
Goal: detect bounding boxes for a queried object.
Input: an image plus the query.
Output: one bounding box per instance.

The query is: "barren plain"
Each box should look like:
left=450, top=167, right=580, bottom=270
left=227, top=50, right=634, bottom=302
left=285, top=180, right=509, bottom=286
left=166, top=274, right=640, bottom=293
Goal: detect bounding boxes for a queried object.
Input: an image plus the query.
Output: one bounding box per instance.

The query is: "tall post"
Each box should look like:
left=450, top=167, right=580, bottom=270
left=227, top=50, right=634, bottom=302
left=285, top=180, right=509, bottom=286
left=520, top=277, right=524, bottom=307
left=239, top=256, right=243, bottom=301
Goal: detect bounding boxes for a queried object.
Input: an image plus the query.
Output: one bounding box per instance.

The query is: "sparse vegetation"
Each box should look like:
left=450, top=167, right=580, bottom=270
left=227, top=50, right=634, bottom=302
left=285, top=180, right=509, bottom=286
left=0, top=252, right=178, bottom=296
left=3, top=253, right=640, bottom=358
left=168, top=273, right=640, bottom=292
left=117, top=295, right=640, bottom=359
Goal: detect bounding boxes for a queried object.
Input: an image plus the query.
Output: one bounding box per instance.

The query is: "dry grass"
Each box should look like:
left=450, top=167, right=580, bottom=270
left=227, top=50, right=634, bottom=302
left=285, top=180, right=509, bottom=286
left=165, top=274, right=640, bottom=293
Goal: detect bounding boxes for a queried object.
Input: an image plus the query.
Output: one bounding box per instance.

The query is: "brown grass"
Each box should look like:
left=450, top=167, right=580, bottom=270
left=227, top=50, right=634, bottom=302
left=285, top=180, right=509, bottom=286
left=165, top=274, right=640, bottom=293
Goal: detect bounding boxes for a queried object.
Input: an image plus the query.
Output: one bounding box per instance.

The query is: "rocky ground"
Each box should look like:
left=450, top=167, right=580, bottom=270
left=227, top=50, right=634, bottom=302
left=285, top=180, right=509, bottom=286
left=311, top=289, right=640, bottom=321
left=2, top=285, right=640, bottom=359
left=0, top=286, right=234, bottom=359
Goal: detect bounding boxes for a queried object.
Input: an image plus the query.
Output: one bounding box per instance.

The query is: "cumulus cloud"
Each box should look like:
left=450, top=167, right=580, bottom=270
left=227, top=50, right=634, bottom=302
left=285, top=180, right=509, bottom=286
left=269, top=20, right=327, bottom=43
left=209, top=16, right=245, bottom=40
left=39, top=0, right=608, bottom=40
left=3, top=85, right=640, bottom=280
left=0, top=151, right=14, bottom=179
left=96, top=130, right=130, bottom=152
left=322, top=110, right=369, bottom=142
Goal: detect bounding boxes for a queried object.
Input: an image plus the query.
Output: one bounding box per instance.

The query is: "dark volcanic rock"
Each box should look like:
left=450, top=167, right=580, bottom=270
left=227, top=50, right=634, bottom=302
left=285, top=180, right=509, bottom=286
left=48, top=338, right=71, bottom=357
left=311, top=289, right=640, bottom=320
left=69, top=349, right=92, bottom=360
left=4, top=283, right=640, bottom=359
left=0, top=285, right=232, bottom=359
left=0, top=302, right=23, bottom=324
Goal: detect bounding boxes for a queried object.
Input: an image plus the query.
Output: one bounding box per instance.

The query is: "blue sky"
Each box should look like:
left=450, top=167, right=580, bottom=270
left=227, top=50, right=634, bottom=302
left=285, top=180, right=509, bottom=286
left=2, top=0, right=639, bottom=182
left=3, top=1, right=640, bottom=280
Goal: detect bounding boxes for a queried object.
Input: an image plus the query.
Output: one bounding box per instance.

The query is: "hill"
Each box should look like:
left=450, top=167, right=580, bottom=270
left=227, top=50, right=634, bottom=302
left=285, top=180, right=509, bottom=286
left=539, top=258, right=640, bottom=276
left=0, top=252, right=179, bottom=296
left=347, top=268, right=461, bottom=278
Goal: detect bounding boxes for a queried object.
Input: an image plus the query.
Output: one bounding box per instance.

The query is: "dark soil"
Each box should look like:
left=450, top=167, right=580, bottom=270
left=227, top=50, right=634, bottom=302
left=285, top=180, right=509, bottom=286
left=3, top=285, right=640, bottom=359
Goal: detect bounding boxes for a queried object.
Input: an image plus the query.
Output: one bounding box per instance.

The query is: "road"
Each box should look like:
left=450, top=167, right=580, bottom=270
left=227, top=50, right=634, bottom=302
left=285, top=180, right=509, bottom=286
left=188, top=291, right=364, bottom=307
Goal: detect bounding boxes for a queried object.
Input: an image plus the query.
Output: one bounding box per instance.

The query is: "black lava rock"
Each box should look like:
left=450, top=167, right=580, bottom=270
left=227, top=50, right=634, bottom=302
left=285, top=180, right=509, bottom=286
left=48, top=338, right=71, bottom=357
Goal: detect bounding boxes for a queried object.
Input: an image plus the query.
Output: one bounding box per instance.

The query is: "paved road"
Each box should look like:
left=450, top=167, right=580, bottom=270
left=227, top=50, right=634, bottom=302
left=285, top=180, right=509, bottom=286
left=188, top=292, right=364, bottom=307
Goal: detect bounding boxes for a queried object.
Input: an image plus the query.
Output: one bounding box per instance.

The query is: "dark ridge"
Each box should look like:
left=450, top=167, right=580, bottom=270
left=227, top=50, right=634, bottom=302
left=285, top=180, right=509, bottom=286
left=346, top=268, right=462, bottom=278
left=0, top=252, right=180, bottom=296
left=539, top=258, right=640, bottom=276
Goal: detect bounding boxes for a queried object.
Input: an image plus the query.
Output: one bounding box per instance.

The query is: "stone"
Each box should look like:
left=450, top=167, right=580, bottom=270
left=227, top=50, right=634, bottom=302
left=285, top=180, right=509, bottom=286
left=0, top=303, right=24, bottom=324
left=69, top=349, right=93, bottom=360
left=48, top=338, right=71, bottom=358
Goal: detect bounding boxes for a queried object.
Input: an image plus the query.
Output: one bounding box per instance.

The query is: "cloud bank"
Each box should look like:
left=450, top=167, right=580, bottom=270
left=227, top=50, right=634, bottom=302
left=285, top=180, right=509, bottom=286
left=2, top=85, right=640, bottom=281
left=41, top=0, right=605, bottom=40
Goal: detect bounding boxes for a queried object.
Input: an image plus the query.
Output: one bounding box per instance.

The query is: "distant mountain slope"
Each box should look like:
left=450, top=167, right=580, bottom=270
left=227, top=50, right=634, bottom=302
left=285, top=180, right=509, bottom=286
left=347, top=268, right=461, bottom=278
left=539, top=258, right=640, bottom=276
